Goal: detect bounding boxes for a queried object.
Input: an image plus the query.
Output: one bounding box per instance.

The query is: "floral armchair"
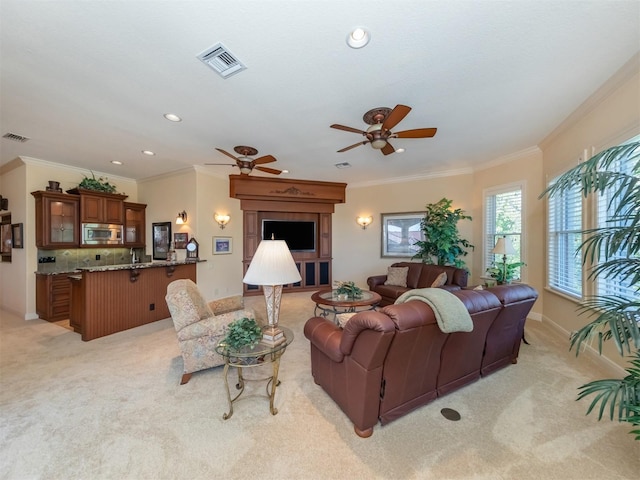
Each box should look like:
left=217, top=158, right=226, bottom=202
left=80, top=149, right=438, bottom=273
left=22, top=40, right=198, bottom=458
left=165, top=279, right=256, bottom=385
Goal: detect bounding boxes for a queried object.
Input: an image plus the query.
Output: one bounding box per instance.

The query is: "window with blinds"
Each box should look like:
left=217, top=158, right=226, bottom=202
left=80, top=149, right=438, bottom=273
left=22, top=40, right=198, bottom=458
left=484, top=186, right=523, bottom=279
left=596, top=152, right=639, bottom=300
left=547, top=176, right=583, bottom=297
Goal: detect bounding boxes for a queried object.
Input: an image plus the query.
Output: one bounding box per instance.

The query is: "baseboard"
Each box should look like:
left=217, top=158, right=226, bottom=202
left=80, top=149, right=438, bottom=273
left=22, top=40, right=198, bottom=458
left=541, top=315, right=627, bottom=377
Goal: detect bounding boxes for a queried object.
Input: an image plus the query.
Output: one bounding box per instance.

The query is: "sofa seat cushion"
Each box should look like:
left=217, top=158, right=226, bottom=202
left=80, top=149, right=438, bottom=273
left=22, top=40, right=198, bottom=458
left=375, top=284, right=410, bottom=300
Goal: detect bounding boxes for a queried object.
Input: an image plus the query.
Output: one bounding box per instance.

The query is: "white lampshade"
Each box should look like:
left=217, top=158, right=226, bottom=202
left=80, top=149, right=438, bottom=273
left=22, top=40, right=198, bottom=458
left=243, top=240, right=301, bottom=286
left=491, top=236, right=516, bottom=255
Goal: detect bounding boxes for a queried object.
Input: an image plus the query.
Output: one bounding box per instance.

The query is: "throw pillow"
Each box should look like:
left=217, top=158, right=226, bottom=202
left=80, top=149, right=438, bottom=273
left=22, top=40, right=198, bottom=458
left=384, top=266, right=409, bottom=287
left=431, top=271, right=447, bottom=287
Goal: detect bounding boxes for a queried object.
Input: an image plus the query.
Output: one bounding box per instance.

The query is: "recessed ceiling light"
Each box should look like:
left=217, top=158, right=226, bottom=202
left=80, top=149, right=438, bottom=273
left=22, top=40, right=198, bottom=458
left=335, top=162, right=351, bottom=169
left=281, top=169, right=289, bottom=174
left=163, top=113, right=182, bottom=122
left=111, top=160, right=123, bottom=165
left=347, top=27, right=370, bottom=49
left=142, top=150, right=156, bottom=156
left=396, top=148, right=405, bottom=153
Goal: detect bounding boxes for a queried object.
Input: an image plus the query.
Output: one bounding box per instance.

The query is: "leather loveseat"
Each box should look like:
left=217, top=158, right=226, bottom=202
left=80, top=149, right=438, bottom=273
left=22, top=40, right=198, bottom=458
left=303, top=283, right=537, bottom=437
left=367, top=262, right=469, bottom=306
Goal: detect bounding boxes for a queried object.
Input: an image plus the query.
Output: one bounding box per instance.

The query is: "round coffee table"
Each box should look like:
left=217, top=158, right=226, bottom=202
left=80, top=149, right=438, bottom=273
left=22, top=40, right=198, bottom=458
left=311, top=289, right=382, bottom=323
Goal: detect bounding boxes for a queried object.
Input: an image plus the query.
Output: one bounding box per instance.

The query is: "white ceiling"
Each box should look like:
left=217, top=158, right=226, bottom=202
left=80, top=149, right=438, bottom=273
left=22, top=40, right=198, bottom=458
left=1, top=1, right=639, bottom=187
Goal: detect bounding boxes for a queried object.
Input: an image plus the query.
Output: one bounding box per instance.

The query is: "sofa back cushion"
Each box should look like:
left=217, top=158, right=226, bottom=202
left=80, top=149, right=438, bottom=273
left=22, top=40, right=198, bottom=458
left=378, top=301, right=448, bottom=424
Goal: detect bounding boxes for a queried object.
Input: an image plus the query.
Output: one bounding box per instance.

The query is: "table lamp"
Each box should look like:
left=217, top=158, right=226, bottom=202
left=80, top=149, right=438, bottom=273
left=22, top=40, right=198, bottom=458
left=491, top=236, right=516, bottom=284
left=243, top=239, right=301, bottom=345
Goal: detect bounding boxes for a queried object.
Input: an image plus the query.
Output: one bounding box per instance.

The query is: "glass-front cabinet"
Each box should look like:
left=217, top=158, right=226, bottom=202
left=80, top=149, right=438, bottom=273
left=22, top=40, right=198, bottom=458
left=32, top=191, right=80, bottom=249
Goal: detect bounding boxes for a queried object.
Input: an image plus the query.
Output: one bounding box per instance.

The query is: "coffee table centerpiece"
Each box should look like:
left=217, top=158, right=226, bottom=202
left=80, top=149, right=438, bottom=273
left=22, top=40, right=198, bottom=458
left=333, top=280, right=363, bottom=300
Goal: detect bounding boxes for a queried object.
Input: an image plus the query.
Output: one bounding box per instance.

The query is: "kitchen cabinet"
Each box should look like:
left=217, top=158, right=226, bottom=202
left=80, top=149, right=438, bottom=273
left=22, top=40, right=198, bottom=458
left=124, top=202, right=146, bottom=247
left=31, top=191, right=80, bottom=249
left=36, top=273, right=72, bottom=321
left=70, top=189, right=127, bottom=224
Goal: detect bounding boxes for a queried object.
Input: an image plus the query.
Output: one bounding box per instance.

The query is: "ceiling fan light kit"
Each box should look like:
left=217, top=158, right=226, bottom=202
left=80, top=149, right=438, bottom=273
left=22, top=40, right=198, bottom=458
left=331, top=104, right=437, bottom=155
left=205, top=145, right=282, bottom=176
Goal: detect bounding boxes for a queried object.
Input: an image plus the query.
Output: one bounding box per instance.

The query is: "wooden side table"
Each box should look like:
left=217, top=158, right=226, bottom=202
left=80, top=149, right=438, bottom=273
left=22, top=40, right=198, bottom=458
left=215, top=326, right=294, bottom=419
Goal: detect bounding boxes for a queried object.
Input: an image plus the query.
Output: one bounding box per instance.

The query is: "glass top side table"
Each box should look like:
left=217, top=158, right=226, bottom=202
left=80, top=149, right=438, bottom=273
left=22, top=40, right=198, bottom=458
left=215, top=326, right=294, bottom=419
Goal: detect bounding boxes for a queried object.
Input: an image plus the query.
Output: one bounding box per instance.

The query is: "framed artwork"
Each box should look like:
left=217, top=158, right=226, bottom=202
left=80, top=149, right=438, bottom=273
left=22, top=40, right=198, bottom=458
left=381, top=212, right=425, bottom=258
left=174, top=232, right=188, bottom=249
left=152, top=222, right=172, bottom=260
left=1, top=223, right=11, bottom=254
left=213, top=236, right=232, bottom=255
left=11, top=223, right=23, bottom=248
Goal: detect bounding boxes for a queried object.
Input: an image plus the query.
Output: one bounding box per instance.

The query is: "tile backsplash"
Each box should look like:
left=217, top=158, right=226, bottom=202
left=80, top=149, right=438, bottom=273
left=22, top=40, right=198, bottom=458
left=37, top=247, right=149, bottom=273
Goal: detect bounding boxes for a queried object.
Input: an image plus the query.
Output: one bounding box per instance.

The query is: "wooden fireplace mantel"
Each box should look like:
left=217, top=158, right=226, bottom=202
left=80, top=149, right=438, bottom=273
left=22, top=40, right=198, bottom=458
left=229, top=174, right=346, bottom=212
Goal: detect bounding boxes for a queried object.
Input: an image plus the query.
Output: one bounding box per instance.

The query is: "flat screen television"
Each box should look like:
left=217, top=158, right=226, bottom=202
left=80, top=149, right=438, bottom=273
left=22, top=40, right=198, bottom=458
left=262, top=219, right=316, bottom=252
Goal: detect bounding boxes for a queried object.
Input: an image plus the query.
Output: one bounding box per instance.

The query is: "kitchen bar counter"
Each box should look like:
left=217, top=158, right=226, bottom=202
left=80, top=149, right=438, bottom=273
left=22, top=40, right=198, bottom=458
left=70, top=261, right=198, bottom=340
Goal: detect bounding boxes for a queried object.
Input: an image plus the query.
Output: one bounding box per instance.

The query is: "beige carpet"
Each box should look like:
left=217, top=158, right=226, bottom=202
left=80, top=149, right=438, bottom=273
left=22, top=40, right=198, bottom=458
left=0, top=292, right=638, bottom=480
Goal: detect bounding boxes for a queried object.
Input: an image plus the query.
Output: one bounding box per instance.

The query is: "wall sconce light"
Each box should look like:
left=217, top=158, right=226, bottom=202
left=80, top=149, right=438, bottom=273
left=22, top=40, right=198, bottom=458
left=356, top=216, right=373, bottom=229
left=214, top=213, right=230, bottom=229
left=176, top=211, right=187, bottom=225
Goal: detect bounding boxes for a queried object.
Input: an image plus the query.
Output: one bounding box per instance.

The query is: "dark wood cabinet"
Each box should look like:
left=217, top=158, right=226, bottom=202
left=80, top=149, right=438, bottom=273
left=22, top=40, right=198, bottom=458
left=36, top=273, right=72, bottom=321
left=31, top=191, right=80, bottom=249
left=74, top=189, right=126, bottom=224
left=124, top=202, right=146, bottom=247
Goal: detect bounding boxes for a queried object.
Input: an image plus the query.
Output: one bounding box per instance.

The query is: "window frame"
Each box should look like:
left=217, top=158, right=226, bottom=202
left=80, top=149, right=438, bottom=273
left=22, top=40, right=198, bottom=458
left=483, top=181, right=526, bottom=282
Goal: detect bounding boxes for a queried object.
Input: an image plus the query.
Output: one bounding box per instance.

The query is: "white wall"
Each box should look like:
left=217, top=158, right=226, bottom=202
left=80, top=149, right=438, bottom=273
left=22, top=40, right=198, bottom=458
left=539, top=54, right=639, bottom=369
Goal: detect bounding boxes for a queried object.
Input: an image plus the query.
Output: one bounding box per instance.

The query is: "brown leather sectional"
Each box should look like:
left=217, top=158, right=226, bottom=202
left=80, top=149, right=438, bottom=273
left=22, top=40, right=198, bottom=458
left=367, top=262, right=469, bottom=306
left=304, top=283, right=538, bottom=437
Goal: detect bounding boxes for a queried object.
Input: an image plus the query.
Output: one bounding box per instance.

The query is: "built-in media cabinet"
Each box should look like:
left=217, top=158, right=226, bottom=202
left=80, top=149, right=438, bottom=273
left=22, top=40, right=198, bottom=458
left=230, top=175, right=346, bottom=295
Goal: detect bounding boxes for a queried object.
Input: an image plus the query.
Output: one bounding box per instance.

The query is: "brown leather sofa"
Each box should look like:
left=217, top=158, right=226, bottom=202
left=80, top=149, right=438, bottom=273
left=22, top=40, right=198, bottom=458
left=304, top=283, right=538, bottom=437
left=367, top=262, right=469, bottom=306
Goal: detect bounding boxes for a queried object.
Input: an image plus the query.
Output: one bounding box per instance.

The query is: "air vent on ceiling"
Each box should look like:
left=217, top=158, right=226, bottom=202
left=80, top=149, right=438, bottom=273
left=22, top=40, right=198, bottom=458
left=335, top=162, right=351, bottom=169
left=196, top=42, right=247, bottom=79
left=3, top=132, right=30, bottom=143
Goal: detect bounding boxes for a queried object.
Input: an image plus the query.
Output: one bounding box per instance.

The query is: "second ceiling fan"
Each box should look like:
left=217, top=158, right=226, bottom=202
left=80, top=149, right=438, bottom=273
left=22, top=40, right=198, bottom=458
left=331, top=104, right=437, bottom=155
left=206, top=146, right=282, bottom=175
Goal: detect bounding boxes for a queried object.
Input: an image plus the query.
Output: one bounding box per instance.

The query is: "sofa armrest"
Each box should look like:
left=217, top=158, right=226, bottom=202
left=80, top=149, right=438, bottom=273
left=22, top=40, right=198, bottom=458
left=367, top=275, right=387, bottom=290
left=304, top=317, right=344, bottom=362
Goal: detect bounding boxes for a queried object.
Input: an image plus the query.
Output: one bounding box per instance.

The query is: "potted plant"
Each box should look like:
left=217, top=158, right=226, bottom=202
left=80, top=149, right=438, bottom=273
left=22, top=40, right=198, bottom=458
left=221, top=317, right=263, bottom=351
left=540, top=141, right=640, bottom=440
left=334, top=280, right=362, bottom=300
left=486, top=261, right=526, bottom=284
left=77, top=171, right=117, bottom=193
left=412, top=198, right=474, bottom=268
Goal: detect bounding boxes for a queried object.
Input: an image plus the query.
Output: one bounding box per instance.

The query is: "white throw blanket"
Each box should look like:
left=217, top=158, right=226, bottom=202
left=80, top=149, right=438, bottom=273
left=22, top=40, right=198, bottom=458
left=395, top=288, right=473, bottom=333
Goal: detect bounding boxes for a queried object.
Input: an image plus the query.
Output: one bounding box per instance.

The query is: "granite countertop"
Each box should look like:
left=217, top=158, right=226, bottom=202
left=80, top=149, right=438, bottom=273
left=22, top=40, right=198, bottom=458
left=36, top=260, right=202, bottom=275
left=77, top=260, right=201, bottom=272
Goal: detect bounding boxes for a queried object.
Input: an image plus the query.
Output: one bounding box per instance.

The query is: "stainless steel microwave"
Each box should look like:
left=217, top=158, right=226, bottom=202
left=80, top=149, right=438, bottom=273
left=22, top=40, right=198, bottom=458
left=82, top=223, right=123, bottom=245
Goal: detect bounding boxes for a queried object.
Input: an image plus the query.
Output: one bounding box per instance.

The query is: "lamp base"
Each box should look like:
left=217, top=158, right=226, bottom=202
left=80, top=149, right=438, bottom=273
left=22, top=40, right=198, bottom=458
left=261, top=325, right=285, bottom=346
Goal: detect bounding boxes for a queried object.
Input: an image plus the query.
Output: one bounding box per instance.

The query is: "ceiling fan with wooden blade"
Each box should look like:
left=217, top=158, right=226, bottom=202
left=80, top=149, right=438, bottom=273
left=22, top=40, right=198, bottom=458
left=330, top=104, right=437, bottom=155
left=205, top=146, right=282, bottom=175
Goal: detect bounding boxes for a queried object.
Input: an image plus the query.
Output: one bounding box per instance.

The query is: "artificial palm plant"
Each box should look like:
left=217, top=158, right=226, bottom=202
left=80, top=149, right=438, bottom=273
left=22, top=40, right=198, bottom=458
left=540, top=141, right=640, bottom=440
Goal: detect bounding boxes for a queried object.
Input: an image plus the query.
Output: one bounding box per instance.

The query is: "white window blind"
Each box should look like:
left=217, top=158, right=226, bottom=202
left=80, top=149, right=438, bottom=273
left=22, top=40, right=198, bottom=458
left=596, top=151, right=639, bottom=300
left=547, top=177, right=582, bottom=297
left=484, top=187, right=523, bottom=278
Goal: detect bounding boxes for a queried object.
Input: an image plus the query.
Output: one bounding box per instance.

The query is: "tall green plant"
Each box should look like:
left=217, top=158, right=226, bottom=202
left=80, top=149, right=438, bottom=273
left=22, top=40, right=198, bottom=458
left=540, top=141, right=640, bottom=440
left=412, top=198, right=473, bottom=268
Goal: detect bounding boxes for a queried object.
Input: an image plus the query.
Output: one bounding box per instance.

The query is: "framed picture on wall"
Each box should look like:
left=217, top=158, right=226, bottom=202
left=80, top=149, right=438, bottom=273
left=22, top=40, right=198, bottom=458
left=381, top=212, right=425, bottom=258
left=174, top=232, right=188, bottom=249
left=152, top=222, right=172, bottom=260
left=11, top=223, right=23, bottom=248
left=213, top=236, right=232, bottom=255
